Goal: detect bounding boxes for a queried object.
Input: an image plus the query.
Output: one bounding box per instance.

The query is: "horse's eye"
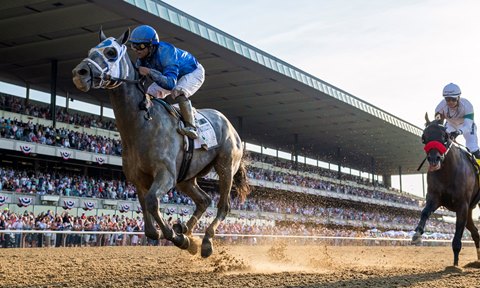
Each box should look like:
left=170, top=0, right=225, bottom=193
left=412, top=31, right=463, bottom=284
left=104, top=49, right=117, bottom=60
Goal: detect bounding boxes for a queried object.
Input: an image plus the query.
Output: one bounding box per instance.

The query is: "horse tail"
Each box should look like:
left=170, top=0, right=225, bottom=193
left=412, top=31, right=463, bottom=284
left=233, top=156, right=251, bottom=204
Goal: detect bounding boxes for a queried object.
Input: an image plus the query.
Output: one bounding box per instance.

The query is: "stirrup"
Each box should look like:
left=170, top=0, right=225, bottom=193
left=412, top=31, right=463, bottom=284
left=177, top=126, right=198, bottom=139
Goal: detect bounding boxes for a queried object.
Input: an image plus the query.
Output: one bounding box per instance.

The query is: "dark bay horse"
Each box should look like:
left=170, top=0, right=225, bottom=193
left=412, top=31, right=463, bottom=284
left=72, top=29, right=250, bottom=257
left=412, top=113, right=480, bottom=266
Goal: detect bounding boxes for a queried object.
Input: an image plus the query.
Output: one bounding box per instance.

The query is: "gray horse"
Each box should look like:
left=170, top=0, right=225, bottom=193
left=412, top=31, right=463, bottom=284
left=72, top=29, right=250, bottom=257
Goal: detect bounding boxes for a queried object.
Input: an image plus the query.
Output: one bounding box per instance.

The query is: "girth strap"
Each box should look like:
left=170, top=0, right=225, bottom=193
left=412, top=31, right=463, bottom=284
left=177, top=137, right=194, bottom=182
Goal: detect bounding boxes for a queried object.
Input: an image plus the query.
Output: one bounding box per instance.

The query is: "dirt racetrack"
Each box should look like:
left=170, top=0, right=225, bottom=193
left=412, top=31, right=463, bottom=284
left=1, top=242, right=480, bottom=288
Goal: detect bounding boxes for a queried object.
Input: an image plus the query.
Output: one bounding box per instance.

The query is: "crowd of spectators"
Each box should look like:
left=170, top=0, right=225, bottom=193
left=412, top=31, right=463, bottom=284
left=0, top=207, right=458, bottom=249
left=0, top=93, right=116, bottom=131
left=0, top=117, right=122, bottom=156
left=247, top=166, right=419, bottom=207
left=0, top=165, right=455, bottom=238
left=0, top=168, right=136, bottom=199
left=247, top=152, right=423, bottom=206
left=0, top=209, right=143, bottom=248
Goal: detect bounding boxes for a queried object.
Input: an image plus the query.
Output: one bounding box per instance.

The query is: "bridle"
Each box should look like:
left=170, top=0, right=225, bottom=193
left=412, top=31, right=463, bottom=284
left=417, top=122, right=453, bottom=171
left=81, top=37, right=142, bottom=89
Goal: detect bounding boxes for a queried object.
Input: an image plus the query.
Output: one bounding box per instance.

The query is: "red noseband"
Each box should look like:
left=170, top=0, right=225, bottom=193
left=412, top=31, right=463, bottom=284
left=424, top=140, right=447, bottom=155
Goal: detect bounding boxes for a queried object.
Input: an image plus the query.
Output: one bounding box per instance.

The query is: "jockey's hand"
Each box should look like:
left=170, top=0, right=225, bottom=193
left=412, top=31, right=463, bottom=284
left=138, top=66, right=150, bottom=76
left=449, top=130, right=462, bottom=140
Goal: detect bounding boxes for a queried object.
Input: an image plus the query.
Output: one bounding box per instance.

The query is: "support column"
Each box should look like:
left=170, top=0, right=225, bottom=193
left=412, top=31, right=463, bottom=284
left=50, top=59, right=58, bottom=128
left=25, top=82, right=30, bottom=107
left=371, top=157, right=375, bottom=185
left=398, top=166, right=403, bottom=193
left=337, top=147, right=341, bottom=180
left=293, top=133, right=298, bottom=171
left=66, top=91, right=70, bottom=111
left=382, top=174, right=392, bottom=188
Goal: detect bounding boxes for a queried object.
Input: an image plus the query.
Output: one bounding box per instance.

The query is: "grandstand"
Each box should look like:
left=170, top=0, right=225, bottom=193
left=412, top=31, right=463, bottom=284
left=0, top=91, right=459, bottom=249
left=0, top=0, right=463, bottom=249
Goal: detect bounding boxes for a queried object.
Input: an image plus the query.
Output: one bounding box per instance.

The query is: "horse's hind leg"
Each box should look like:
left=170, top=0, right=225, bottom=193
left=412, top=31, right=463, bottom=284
left=202, top=162, right=234, bottom=258
left=176, top=179, right=212, bottom=234
left=465, top=209, right=480, bottom=261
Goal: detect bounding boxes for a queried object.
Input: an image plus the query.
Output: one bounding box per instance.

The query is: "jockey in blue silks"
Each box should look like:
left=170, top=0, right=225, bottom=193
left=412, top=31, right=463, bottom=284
left=435, top=82, right=480, bottom=158
left=129, top=25, right=205, bottom=139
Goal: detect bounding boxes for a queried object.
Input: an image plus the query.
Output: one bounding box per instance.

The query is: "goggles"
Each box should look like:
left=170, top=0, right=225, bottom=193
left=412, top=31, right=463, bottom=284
left=130, top=43, right=149, bottom=51
left=444, top=97, right=458, bottom=102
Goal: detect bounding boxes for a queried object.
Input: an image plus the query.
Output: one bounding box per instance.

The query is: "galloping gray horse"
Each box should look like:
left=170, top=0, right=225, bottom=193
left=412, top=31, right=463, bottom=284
left=72, top=29, right=250, bottom=257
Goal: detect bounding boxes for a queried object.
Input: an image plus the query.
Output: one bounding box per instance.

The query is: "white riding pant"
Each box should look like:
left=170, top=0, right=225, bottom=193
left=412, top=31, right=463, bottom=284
left=147, top=64, right=205, bottom=99
left=447, top=121, right=479, bottom=152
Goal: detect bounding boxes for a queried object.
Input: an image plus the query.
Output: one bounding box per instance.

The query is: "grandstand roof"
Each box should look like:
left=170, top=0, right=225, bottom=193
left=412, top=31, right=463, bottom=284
left=0, top=0, right=425, bottom=175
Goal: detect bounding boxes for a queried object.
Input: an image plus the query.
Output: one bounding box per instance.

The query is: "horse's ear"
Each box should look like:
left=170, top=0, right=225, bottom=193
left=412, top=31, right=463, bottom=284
left=425, top=112, right=430, bottom=126
left=434, top=112, right=445, bottom=126
left=117, top=29, right=130, bottom=45
left=99, top=27, right=107, bottom=42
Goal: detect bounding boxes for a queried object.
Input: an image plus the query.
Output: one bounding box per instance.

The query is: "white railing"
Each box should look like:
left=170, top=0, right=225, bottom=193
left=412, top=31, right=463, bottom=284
left=0, top=230, right=471, bottom=248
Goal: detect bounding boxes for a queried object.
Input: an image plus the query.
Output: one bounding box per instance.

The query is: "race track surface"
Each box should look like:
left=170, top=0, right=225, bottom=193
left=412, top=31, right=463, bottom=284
left=1, top=242, right=480, bottom=287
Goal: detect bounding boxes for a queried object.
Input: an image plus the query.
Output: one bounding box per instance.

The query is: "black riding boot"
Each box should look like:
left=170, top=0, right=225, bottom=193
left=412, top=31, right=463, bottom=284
left=473, top=150, right=480, bottom=159
left=177, top=96, right=198, bottom=139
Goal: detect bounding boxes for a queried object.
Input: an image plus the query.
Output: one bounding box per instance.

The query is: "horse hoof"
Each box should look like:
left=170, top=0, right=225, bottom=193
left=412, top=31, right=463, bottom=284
left=187, top=236, right=201, bottom=255
left=174, top=234, right=190, bottom=250
left=411, top=233, right=422, bottom=245
left=201, top=238, right=213, bottom=258
left=173, top=222, right=188, bottom=234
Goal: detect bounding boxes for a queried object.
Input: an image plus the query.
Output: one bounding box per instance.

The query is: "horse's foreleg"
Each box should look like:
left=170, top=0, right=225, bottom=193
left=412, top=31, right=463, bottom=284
left=176, top=180, right=212, bottom=235
left=452, top=205, right=468, bottom=266
left=465, top=209, right=480, bottom=261
left=138, top=190, right=159, bottom=240
left=412, top=200, right=439, bottom=244
left=202, top=169, right=233, bottom=258
left=145, top=173, right=189, bottom=250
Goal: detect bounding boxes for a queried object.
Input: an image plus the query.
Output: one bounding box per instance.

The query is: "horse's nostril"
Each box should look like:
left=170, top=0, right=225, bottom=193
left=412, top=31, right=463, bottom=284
left=77, top=68, right=88, bottom=76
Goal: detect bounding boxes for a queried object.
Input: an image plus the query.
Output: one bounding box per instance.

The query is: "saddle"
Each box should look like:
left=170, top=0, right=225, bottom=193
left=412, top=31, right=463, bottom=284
left=464, top=150, right=480, bottom=181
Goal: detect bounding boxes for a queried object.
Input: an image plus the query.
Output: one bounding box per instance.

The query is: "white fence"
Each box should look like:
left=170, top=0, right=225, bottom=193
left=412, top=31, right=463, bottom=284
left=0, top=230, right=471, bottom=249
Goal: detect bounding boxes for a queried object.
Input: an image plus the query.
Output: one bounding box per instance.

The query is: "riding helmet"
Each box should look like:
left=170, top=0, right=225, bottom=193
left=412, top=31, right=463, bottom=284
left=442, top=83, right=461, bottom=98
left=129, top=25, right=159, bottom=44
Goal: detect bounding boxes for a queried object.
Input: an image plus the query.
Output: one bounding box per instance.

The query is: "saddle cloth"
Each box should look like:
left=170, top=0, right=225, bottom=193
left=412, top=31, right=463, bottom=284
left=150, top=98, right=218, bottom=150
left=193, top=111, right=218, bottom=149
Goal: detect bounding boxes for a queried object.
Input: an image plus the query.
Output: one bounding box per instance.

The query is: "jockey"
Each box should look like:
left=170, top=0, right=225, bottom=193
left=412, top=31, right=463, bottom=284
left=434, top=83, right=480, bottom=158
left=129, top=25, right=205, bottom=139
